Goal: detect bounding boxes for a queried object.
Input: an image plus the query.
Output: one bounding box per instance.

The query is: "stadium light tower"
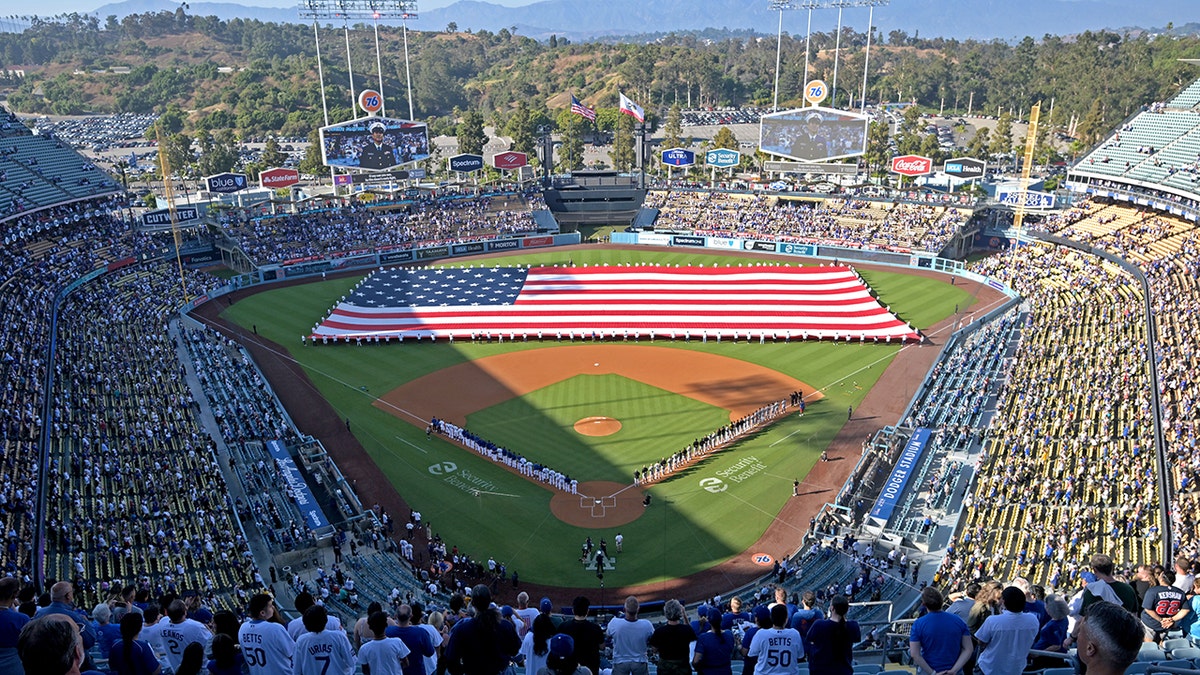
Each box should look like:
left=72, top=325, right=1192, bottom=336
left=793, top=0, right=888, bottom=109
left=768, top=1, right=798, bottom=112
left=299, top=0, right=419, bottom=120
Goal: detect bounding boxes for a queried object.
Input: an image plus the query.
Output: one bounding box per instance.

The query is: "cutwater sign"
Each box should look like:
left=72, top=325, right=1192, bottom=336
left=450, top=153, right=484, bottom=173
left=205, top=172, right=248, bottom=194
left=661, top=148, right=696, bottom=167
left=998, top=190, right=1055, bottom=209
left=141, top=206, right=200, bottom=227
left=705, top=149, right=740, bottom=168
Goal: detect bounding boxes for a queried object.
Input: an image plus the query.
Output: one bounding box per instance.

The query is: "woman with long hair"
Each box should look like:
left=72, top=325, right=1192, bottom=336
left=521, top=614, right=556, bottom=675
left=108, top=612, right=162, bottom=675
left=205, top=633, right=246, bottom=675
left=692, top=606, right=735, bottom=675
left=805, top=595, right=861, bottom=675
left=442, top=585, right=522, bottom=675
left=173, top=642, right=205, bottom=675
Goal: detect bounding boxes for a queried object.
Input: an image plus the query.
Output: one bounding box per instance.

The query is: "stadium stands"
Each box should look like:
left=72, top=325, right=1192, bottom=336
left=221, top=192, right=543, bottom=265
left=647, top=189, right=971, bottom=254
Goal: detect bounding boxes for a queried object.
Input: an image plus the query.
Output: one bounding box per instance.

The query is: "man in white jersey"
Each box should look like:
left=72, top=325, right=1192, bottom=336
left=747, top=604, right=803, bottom=675
left=358, top=611, right=410, bottom=675
left=513, top=593, right=538, bottom=639
left=294, top=605, right=356, bottom=675
left=156, top=599, right=212, bottom=673
left=605, top=596, right=654, bottom=675
left=239, top=594, right=295, bottom=675
left=288, top=592, right=344, bottom=640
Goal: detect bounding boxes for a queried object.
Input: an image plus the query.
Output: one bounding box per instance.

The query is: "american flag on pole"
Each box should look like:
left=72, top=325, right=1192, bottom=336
left=571, top=94, right=597, bottom=121
left=310, top=265, right=920, bottom=342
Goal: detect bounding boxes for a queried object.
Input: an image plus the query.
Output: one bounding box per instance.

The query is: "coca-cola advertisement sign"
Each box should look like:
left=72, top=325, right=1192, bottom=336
left=890, top=155, right=933, bottom=177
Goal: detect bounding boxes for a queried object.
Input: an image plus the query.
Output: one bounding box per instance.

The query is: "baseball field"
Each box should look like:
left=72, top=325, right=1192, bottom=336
left=217, top=247, right=978, bottom=596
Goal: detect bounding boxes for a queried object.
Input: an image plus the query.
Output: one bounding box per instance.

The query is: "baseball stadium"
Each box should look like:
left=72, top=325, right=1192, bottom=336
left=2, top=5, right=1200, bottom=674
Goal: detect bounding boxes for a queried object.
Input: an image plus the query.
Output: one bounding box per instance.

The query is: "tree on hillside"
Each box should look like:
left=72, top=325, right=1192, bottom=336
left=989, top=111, right=1014, bottom=158
left=895, top=105, right=924, bottom=155
left=160, top=132, right=194, bottom=176
left=709, top=126, right=738, bottom=150
left=555, top=109, right=587, bottom=171
left=612, top=113, right=636, bottom=172
left=662, top=103, right=683, bottom=150
left=457, top=109, right=487, bottom=155
left=504, top=101, right=536, bottom=155
left=1075, top=98, right=1107, bottom=147
left=864, top=120, right=891, bottom=181
left=261, top=136, right=287, bottom=168
left=967, top=127, right=990, bottom=159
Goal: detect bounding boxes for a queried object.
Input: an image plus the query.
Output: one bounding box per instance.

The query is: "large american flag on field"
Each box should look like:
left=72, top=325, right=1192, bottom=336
left=309, top=265, right=921, bottom=342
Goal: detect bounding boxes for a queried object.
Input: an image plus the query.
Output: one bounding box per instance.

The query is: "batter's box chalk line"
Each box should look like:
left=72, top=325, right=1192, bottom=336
left=578, top=493, right=621, bottom=518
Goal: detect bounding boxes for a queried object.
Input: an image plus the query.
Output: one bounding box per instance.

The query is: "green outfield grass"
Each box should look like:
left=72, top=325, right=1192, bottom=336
left=219, top=249, right=976, bottom=589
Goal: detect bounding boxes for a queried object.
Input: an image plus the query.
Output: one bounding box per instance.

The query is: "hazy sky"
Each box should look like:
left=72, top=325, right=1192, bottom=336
left=24, top=0, right=540, bottom=19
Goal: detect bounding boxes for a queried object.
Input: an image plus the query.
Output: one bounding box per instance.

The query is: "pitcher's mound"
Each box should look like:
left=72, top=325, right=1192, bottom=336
left=574, top=416, right=622, bottom=436
left=550, top=481, right=645, bottom=528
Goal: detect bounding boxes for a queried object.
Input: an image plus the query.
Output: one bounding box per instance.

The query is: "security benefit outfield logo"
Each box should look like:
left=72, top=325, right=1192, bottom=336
left=320, top=116, right=431, bottom=172
left=699, top=456, right=766, bottom=493
left=428, top=461, right=515, bottom=498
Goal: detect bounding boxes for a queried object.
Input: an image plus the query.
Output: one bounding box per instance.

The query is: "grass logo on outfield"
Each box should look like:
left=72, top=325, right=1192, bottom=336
left=428, top=461, right=457, bottom=475
left=699, top=478, right=727, bottom=493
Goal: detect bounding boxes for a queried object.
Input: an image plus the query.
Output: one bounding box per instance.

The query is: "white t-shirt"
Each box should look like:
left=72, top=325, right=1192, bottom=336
left=520, top=631, right=550, bottom=675
left=294, top=629, right=356, bottom=675
left=606, top=616, right=654, bottom=664
left=239, top=619, right=295, bottom=675
left=157, top=618, right=212, bottom=673
left=288, top=615, right=344, bottom=640
left=357, top=636, right=411, bottom=675
left=747, top=627, right=803, bottom=675
left=419, top=623, right=443, bottom=674
left=514, top=608, right=539, bottom=638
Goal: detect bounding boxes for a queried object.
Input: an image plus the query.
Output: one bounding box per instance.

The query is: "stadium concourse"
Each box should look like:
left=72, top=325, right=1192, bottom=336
left=4, top=81, right=1200, bottom=674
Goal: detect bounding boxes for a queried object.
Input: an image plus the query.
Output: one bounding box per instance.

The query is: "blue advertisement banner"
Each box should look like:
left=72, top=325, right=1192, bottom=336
left=868, top=427, right=932, bottom=523
left=264, top=440, right=330, bottom=530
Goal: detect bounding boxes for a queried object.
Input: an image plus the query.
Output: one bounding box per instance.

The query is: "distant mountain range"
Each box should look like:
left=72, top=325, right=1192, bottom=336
left=85, top=0, right=1200, bottom=41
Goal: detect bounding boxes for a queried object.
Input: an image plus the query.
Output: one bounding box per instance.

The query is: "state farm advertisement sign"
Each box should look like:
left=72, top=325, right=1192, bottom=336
left=890, top=155, right=933, bottom=177
left=492, top=151, right=528, bottom=170
left=260, top=167, right=300, bottom=189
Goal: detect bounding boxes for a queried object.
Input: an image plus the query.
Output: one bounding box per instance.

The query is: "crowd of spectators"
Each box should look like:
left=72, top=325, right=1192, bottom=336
left=936, top=241, right=1160, bottom=592
left=647, top=189, right=970, bottom=254
left=221, top=192, right=544, bottom=265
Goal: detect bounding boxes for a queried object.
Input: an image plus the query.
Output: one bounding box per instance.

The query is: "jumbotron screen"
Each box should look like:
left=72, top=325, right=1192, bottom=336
left=759, top=106, right=870, bottom=163
left=319, top=116, right=431, bottom=172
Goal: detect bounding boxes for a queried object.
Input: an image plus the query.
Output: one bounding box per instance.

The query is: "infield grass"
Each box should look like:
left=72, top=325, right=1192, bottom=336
left=219, top=249, right=976, bottom=589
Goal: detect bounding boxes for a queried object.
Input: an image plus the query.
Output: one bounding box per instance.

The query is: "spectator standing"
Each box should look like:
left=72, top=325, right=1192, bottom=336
left=0, top=577, right=30, bottom=674
left=294, top=605, right=355, bottom=675
left=607, top=596, right=655, bottom=675
left=908, top=587, right=972, bottom=675
left=1141, top=570, right=1189, bottom=640
left=157, top=599, right=213, bottom=674
left=520, top=615, right=555, bottom=675
left=538, top=634, right=588, bottom=675
left=207, top=633, right=246, bottom=675
left=442, top=585, right=521, bottom=675
left=746, top=604, right=802, bottom=675
left=647, top=600, right=695, bottom=675
left=109, top=613, right=161, bottom=675
left=1029, top=595, right=1070, bottom=670
left=556, top=597, right=603, bottom=675
left=692, top=607, right=735, bottom=675
left=359, top=611, right=410, bottom=675
left=805, top=596, right=860, bottom=675
left=1073, top=602, right=1143, bottom=675
left=741, top=606, right=772, bottom=675
left=239, top=594, right=294, bottom=675
left=788, top=591, right=824, bottom=658
left=16, top=615, right=102, bottom=675
left=974, top=587, right=1038, bottom=675
left=32, top=582, right=96, bottom=654
left=387, top=605, right=432, bottom=675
